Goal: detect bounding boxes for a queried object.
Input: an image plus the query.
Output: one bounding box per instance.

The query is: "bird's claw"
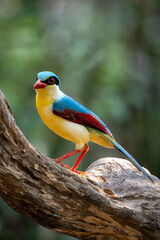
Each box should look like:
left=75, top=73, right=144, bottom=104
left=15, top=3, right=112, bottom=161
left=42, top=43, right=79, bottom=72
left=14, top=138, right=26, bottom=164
left=59, top=163, right=72, bottom=171
left=63, top=165, right=86, bottom=179
left=53, top=159, right=86, bottom=179
left=71, top=169, right=86, bottom=179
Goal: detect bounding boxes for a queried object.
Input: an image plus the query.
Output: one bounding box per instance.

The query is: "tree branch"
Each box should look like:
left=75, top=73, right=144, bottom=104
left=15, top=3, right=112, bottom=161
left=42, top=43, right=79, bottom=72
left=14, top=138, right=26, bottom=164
left=0, top=89, right=159, bottom=240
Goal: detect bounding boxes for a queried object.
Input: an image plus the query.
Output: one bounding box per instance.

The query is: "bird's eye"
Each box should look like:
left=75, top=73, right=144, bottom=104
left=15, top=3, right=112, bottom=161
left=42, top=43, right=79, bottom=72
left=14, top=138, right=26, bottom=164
left=47, top=77, right=55, bottom=85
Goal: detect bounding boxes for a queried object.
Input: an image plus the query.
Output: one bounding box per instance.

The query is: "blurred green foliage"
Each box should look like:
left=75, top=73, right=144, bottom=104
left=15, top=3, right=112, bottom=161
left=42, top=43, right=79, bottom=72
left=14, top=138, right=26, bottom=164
left=0, top=0, right=160, bottom=239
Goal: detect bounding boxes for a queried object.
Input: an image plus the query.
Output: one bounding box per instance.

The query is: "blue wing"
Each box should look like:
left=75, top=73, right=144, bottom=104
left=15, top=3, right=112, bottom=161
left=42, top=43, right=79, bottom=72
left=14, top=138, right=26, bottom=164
left=52, top=94, right=113, bottom=138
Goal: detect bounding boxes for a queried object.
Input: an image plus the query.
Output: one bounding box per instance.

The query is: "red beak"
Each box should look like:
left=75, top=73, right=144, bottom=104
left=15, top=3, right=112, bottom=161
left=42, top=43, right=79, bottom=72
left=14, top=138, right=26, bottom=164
left=33, top=79, right=47, bottom=89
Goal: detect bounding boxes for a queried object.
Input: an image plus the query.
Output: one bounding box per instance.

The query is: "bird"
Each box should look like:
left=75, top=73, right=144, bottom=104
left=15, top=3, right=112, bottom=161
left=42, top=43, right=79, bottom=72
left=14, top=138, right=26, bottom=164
left=33, top=71, right=153, bottom=183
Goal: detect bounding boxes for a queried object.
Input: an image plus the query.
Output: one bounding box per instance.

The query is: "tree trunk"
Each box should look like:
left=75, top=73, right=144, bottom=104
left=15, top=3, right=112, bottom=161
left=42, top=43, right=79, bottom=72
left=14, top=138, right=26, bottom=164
left=0, top=89, right=159, bottom=240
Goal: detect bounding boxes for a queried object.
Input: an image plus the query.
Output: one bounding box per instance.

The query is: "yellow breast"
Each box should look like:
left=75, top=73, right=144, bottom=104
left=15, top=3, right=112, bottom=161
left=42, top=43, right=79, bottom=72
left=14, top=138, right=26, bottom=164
left=35, top=87, right=90, bottom=149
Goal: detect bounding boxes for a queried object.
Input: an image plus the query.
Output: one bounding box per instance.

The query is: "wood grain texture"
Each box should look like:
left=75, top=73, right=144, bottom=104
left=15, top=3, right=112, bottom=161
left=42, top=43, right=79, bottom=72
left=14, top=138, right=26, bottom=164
left=0, top=89, right=160, bottom=240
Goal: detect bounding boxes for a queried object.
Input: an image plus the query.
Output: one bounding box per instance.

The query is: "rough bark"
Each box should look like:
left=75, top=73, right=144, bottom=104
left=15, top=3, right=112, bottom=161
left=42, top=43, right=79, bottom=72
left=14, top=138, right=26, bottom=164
left=0, top=89, right=159, bottom=240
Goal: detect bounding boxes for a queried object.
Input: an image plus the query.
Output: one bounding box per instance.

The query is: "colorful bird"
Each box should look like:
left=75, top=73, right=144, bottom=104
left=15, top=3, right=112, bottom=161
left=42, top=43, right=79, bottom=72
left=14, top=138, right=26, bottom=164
left=33, top=71, right=153, bottom=183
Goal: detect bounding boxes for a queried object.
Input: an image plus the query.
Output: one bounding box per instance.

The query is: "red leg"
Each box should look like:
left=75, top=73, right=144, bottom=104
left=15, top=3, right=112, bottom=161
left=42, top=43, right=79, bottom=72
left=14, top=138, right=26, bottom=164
left=71, top=144, right=89, bottom=171
left=52, top=144, right=89, bottom=177
left=54, top=148, right=83, bottom=163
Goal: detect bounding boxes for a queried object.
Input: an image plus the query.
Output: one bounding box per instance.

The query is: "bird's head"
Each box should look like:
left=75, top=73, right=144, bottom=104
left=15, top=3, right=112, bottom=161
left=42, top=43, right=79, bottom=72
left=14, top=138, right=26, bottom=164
left=33, top=71, right=61, bottom=91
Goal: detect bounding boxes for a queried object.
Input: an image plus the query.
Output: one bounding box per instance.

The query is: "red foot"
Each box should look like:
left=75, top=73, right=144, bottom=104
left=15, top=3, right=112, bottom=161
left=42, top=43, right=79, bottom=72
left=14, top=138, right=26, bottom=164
left=54, top=161, right=86, bottom=178
left=71, top=169, right=86, bottom=179
left=52, top=144, right=89, bottom=178
left=52, top=159, right=86, bottom=179
left=60, top=163, right=71, bottom=171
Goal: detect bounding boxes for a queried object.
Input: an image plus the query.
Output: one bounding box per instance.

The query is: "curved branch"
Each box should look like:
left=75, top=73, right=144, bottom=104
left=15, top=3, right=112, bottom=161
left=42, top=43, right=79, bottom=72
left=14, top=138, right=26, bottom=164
left=0, top=89, right=159, bottom=240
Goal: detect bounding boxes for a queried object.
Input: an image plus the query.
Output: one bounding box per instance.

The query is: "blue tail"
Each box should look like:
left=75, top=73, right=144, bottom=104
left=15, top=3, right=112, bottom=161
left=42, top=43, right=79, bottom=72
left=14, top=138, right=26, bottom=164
left=103, top=134, right=154, bottom=183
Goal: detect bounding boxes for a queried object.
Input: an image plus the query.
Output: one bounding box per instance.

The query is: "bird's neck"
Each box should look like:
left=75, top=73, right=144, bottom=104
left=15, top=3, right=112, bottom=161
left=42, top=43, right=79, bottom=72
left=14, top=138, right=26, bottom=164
left=36, top=85, right=64, bottom=106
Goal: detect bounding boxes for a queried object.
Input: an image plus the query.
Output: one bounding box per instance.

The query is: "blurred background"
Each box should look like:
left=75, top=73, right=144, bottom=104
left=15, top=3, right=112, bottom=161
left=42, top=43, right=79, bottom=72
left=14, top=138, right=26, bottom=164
left=0, top=0, right=160, bottom=239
